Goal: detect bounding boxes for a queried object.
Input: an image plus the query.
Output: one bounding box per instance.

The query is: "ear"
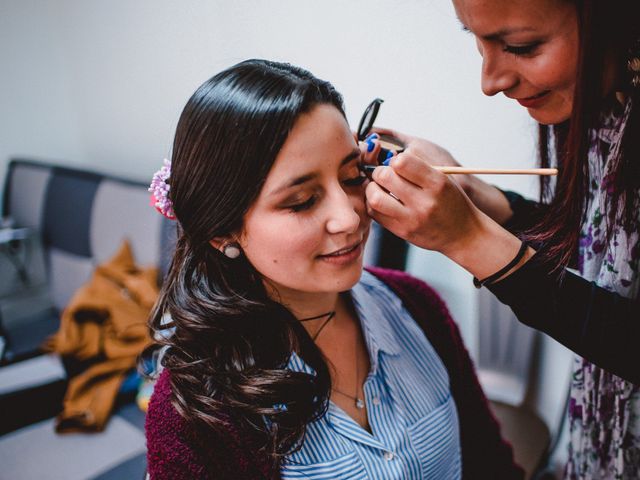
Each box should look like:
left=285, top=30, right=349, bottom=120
left=209, top=236, right=233, bottom=253
left=209, top=231, right=245, bottom=253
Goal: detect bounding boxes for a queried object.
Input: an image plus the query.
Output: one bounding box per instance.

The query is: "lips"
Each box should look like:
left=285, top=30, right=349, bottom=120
left=321, top=241, right=361, bottom=257
left=317, top=240, right=364, bottom=266
left=515, top=90, right=551, bottom=108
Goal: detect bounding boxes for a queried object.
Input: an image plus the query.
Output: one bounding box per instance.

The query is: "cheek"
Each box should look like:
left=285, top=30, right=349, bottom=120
left=351, top=185, right=369, bottom=211
left=352, top=195, right=364, bottom=215
left=243, top=215, right=323, bottom=266
left=356, top=196, right=371, bottom=227
left=528, top=56, right=573, bottom=92
left=350, top=186, right=372, bottom=222
left=530, top=39, right=578, bottom=93
left=283, top=226, right=323, bottom=258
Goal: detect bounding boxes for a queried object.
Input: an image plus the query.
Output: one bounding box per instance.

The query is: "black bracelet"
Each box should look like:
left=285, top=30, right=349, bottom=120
left=473, top=240, right=529, bottom=288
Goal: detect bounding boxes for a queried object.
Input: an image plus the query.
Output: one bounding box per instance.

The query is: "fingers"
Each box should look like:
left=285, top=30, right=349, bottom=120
left=365, top=155, right=431, bottom=216
left=365, top=181, right=406, bottom=219
left=385, top=152, right=443, bottom=188
left=370, top=126, right=408, bottom=144
left=367, top=207, right=405, bottom=237
left=373, top=152, right=446, bottom=196
left=365, top=180, right=425, bottom=244
left=358, top=133, right=383, bottom=166
left=365, top=152, right=452, bottom=239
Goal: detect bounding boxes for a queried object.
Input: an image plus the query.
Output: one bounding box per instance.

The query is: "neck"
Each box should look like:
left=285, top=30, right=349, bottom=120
left=264, top=282, right=340, bottom=323
left=291, top=293, right=340, bottom=319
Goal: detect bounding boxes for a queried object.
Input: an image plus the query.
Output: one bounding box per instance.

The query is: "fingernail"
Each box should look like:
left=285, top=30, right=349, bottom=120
left=367, top=140, right=375, bottom=153
left=365, top=133, right=379, bottom=142
left=382, top=150, right=393, bottom=166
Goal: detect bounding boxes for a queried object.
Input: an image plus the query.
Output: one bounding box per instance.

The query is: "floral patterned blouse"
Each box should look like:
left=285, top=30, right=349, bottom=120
left=566, top=98, right=640, bottom=480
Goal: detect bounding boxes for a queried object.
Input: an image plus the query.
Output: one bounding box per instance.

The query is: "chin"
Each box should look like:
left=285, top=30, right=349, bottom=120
left=332, top=263, right=365, bottom=292
left=531, top=113, right=571, bottom=125
left=528, top=102, right=572, bottom=125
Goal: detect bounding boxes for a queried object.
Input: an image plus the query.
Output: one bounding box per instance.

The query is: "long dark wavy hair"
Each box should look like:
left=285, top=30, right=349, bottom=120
left=534, top=0, right=640, bottom=267
left=144, top=59, right=345, bottom=470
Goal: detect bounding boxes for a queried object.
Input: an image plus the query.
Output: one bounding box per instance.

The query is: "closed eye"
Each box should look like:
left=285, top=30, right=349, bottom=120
left=288, top=195, right=317, bottom=213
left=503, top=42, right=541, bottom=56
left=343, top=172, right=367, bottom=187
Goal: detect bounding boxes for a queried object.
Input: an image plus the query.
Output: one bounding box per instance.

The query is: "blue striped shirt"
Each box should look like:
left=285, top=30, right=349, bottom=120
left=280, top=271, right=461, bottom=479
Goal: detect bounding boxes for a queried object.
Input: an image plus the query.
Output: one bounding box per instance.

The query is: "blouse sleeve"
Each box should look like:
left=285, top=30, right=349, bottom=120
left=497, top=188, right=548, bottom=235
left=487, top=252, right=640, bottom=384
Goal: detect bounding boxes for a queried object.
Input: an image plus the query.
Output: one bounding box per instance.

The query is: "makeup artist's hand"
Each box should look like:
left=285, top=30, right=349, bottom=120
left=368, top=127, right=466, bottom=185
left=365, top=150, right=525, bottom=280
left=365, top=127, right=513, bottom=226
left=357, top=132, right=384, bottom=166
left=365, top=150, right=479, bottom=254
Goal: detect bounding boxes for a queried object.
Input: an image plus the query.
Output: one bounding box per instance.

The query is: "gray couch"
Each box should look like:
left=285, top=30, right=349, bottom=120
left=0, top=158, right=175, bottom=480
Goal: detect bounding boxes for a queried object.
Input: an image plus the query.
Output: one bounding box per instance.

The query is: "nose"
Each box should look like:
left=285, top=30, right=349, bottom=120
left=480, top=45, right=518, bottom=97
left=325, top=187, right=361, bottom=235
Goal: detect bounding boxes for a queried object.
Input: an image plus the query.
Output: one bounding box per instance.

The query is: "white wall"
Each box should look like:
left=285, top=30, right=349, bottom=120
left=0, top=0, right=540, bottom=184
left=0, top=1, right=85, bottom=181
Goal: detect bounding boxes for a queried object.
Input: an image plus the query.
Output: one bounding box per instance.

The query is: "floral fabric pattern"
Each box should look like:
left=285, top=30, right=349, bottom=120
left=566, top=98, right=640, bottom=479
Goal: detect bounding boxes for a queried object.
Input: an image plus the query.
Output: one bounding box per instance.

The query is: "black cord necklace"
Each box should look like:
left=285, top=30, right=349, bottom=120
left=299, top=311, right=336, bottom=341
left=299, top=310, right=365, bottom=410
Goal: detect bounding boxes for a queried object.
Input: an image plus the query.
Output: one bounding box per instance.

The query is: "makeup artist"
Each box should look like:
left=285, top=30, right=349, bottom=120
left=362, top=1, right=640, bottom=477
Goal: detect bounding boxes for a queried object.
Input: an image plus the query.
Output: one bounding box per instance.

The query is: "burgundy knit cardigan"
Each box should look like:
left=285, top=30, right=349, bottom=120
left=146, top=267, right=525, bottom=479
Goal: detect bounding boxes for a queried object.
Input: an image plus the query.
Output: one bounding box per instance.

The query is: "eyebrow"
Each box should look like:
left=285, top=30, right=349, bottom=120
left=270, top=148, right=361, bottom=196
left=459, top=22, right=537, bottom=41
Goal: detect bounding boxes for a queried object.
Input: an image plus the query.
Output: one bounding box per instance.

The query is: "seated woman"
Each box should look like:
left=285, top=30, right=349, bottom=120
left=144, top=59, right=523, bottom=480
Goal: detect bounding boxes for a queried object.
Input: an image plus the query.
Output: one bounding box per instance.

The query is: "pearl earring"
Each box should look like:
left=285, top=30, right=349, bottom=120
left=222, top=243, right=241, bottom=259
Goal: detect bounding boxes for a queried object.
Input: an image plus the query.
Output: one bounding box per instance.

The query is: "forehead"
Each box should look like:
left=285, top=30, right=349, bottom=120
left=454, top=0, right=566, bottom=33
left=267, top=104, right=354, bottom=177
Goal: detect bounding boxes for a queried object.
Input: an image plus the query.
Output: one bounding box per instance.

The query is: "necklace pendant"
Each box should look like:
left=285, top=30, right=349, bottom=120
left=355, top=398, right=365, bottom=409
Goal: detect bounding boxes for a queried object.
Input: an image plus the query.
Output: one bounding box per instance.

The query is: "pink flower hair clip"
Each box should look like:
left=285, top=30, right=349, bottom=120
left=149, top=159, right=176, bottom=220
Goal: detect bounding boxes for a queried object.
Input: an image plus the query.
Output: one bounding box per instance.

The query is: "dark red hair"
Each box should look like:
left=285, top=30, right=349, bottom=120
left=534, top=0, right=640, bottom=268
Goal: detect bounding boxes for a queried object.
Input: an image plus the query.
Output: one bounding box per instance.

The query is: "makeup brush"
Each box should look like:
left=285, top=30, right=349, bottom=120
left=360, top=165, right=557, bottom=176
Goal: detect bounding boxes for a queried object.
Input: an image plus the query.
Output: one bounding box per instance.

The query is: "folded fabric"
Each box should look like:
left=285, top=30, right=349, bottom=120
left=46, top=240, right=158, bottom=432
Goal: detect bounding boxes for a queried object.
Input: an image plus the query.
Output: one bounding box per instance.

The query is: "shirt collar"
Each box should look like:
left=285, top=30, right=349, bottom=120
left=350, top=271, right=402, bottom=357
left=287, top=350, right=316, bottom=375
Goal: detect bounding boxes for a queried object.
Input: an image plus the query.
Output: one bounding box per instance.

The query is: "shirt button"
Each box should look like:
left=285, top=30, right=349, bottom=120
left=372, top=397, right=381, bottom=406
left=383, top=451, right=394, bottom=461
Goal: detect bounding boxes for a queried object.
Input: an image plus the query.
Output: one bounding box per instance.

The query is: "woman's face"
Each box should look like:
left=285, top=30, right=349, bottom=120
left=238, top=104, right=371, bottom=304
left=454, top=0, right=579, bottom=125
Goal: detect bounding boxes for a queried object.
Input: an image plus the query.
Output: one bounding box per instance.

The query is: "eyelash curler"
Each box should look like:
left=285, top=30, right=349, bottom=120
left=357, top=98, right=405, bottom=178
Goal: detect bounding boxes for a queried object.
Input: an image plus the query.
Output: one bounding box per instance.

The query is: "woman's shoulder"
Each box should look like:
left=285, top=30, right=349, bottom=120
left=145, top=369, right=272, bottom=479
left=146, top=369, right=214, bottom=448
left=145, top=369, right=212, bottom=479
left=146, top=369, right=180, bottom=433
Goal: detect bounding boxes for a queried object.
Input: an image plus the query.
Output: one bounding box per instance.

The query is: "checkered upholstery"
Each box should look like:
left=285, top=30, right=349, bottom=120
left=3, top=159, right=174, bottom=312
left=1, top=159, right=178, bottom=479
